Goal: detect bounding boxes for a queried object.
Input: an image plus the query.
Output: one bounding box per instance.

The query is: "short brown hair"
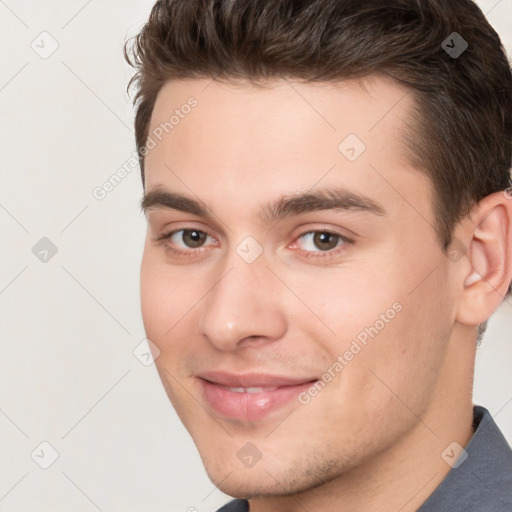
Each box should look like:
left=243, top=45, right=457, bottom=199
left=124, top=0, right=512, bottom=256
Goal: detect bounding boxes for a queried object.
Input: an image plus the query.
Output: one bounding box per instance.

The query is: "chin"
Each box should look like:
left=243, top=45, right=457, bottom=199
left=201, top=451, right=344, bottom=500
left=209, top=473, right=290, bottom=500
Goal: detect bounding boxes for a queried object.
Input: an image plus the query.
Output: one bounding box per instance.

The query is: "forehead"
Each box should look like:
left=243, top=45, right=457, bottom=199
left=146, top=74, right=415, bottom=166
left=143, top=75, right=431, bottom=224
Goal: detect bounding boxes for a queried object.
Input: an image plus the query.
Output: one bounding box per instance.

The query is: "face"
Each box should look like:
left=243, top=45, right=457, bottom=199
left=140, top=75, right=458, bottom=498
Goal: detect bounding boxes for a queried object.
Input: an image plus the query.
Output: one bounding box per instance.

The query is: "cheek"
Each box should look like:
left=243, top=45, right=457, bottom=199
left=140, top=258, right=166, bottom=341
left=282, top=261, right=401, bottom=348
left=140, top=253, right=196, bottom=346
left=283, top=247, right=451, bottom=398
left=346, top=270, right=453, bottom=419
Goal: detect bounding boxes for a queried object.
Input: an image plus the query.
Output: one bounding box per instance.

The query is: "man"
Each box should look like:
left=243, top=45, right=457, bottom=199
left=125, top=0, right=512, bottom=510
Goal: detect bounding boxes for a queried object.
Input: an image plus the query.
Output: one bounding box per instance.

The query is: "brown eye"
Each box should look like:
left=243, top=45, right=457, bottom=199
left=181, top=229, right=208, bottom=248
left=158, top=229, right=214, bottom=252
left=313, top=232, right=340, bottom=251
left=297, top=231, right=345, bottom=252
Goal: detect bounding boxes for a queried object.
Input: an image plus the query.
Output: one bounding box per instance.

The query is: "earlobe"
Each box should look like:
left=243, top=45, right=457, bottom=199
left=456, top=191, right=512, bottom=327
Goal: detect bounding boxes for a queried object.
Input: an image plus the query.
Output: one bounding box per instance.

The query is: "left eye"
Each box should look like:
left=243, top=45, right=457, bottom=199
left=296, top=231, right=346, bottom=252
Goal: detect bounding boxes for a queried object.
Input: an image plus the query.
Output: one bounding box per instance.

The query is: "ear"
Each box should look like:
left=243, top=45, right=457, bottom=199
left=455, top=190, right=512, bottom=327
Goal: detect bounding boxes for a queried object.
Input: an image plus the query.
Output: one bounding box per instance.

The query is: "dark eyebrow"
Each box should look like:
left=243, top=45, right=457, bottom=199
left=140, top=186, right=387, bottom=223
left=141, top=188, right=208, bottom=217
left=258, top=188, right=387, bottom=224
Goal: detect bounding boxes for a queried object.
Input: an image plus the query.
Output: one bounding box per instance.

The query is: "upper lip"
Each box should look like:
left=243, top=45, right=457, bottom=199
left=197, top=371, right=318, bottom=388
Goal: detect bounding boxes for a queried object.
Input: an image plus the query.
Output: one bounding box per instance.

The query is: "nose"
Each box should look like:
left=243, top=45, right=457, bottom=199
left=197, top=247, right=288, bottom=351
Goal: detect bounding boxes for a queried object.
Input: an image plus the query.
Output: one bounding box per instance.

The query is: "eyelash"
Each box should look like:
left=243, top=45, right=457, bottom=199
left=154, top=228, right=353, bottom=261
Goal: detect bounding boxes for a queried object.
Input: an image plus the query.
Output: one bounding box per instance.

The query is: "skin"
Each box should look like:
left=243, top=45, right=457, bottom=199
left=139, top=75, right=512, bottom=512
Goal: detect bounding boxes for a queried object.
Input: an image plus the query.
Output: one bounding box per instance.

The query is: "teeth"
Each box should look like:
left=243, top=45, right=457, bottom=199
left=245, top=387, right=267, bottom=393
left=225, top=386, right=279, bottom=393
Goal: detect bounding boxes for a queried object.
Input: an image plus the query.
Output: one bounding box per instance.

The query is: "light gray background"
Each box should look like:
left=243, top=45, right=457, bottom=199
left=0, top=1, right=510, bottom=511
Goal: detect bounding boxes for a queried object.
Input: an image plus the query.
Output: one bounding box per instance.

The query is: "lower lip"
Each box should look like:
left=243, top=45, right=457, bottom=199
left=199, top=379, right=316, bottom=421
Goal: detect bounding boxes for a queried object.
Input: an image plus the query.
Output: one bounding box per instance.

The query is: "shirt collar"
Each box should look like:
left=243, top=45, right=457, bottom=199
left=417, top=405, right=512, bottom=512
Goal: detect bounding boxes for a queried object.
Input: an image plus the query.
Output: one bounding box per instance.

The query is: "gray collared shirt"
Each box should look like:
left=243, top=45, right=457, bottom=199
left=216, top=405, right=512, bottom=511
left=418, top=405, right=512, bottom=511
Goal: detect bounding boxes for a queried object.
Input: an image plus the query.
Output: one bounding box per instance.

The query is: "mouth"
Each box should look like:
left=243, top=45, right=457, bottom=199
left=196, top=371, right=318, bottom=421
